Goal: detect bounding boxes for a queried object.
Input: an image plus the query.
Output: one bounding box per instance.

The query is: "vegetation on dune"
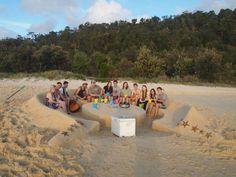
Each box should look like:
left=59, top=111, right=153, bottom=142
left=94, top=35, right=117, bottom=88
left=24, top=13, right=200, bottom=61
left=0, top=9, right=236, bottom=84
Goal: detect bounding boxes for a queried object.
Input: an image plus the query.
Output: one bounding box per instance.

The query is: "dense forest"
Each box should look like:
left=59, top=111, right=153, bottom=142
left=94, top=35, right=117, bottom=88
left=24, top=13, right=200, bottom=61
left=0, top=9, right=236, bottom=83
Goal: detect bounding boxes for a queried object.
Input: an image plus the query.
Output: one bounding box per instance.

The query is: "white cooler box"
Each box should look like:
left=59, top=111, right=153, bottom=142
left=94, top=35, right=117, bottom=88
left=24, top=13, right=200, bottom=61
left=111, top=116, right=136, bottom=137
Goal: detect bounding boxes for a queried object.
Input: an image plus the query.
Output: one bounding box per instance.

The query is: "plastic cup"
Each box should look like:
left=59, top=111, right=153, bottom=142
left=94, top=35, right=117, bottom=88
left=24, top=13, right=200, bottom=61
left=104, top=98, right=108, bottom=104
left=139, top=103, right=143, bottom=108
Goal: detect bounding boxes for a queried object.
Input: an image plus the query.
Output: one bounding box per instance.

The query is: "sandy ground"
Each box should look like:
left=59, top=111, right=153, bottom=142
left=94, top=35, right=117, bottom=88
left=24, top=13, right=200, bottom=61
left=0, top=78, right=236, bottom=177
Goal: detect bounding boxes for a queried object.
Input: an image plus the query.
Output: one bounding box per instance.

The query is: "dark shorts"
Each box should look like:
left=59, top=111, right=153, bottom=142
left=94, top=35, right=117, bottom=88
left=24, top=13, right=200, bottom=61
left=48, top=103, right=59, bottom=109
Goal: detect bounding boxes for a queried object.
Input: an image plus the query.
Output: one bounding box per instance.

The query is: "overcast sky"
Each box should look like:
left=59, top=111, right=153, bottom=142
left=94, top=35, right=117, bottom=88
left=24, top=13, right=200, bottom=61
left=0, top=0, right=236, bottom=39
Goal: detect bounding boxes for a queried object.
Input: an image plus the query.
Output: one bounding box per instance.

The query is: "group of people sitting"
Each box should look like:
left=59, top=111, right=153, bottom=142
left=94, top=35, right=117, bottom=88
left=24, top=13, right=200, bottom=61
left=46, top=80, right=168, bottom=118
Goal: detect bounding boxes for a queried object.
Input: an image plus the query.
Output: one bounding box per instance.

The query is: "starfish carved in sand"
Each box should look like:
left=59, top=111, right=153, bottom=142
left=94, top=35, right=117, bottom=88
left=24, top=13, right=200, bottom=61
left=199, top=129, right=204, bottom=134
left=71, top=123, right=79, bottom=129
left=181, top=121, right=190, bottom=128
left=191, top=125, right=199, bottom=133
left=61, top=131, right=69, bottom=136
left=76, top=120, right=84, bottom=126
left=205, top=132, right=212, bottom=139
left=68, top=127, right=74, bottom=132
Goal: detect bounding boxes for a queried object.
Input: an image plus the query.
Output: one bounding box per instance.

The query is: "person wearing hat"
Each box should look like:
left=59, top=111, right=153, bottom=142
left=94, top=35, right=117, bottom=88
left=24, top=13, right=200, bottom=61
left=74, top=82, right=88, bottom=102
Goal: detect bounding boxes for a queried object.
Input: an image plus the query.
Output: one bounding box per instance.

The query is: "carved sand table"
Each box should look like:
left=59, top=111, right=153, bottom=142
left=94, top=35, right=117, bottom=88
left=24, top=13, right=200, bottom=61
left=82, top=103, right=146, bottom=127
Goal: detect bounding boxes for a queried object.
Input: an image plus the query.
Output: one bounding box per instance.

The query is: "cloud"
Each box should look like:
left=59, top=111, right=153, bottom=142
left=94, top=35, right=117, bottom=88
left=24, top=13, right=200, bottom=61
left=85, top=0, right=131, bottom=23
left=21, top=0, right=80, bottom=26
left=27, top=20, right=55, bottom=34
left=22, top=0, right=79, bottom=15
left=0, top=26, right=18, bottom=39
left=197, top=0, right=236, bottom=13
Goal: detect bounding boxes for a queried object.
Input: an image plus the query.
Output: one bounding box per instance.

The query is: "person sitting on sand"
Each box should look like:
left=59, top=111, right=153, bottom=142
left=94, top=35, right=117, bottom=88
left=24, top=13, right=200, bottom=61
left=103, top=81, right=113, bottom=100
left=54, top=81, right=67, bottom=105
left=146, top=88, right=159, bottom=118
left=112, top=80, right=120, bottom=102
left=54, top=82, right=63, bottom=99
left=137, top=85, right=148, bottom=110
left=131, top=83, right=141, bottom=105
left=46, top=85, right=67, bottom=112
left=60, top=81, right=70, bottom=98
left=120, top=82, right=132, bottom=105
left=88, top=80, right=102, bottom=102
left=59, top=81, right=71, bottom=113
left=74, top=82, right=88, bottom=102
left=156, top=87, right=168, bottom=109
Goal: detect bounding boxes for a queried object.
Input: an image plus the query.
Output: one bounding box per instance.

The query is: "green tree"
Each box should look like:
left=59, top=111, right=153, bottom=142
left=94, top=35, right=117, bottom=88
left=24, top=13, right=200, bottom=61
left=33, top=45, right=69, bottom=71
left=72, top=51, right=90, bottom=74
left=135, top=46, right=162, bottom=78
left=175, top=57, right=195, bottom=77
left=195, top=48, right=222, bottom=81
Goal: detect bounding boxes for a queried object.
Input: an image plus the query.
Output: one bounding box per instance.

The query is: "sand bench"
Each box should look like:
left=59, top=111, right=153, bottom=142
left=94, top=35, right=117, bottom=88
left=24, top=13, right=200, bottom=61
left=152, top=101, right=217, bottom=138
left=22, top=92, right=100, bottom=133
left=152, top=103, right=191, bottom=132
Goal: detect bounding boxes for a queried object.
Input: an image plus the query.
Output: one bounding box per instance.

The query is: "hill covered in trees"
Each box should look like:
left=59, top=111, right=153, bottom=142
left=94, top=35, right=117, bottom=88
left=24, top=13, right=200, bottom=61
left=0, top=9, right=236, bottom=83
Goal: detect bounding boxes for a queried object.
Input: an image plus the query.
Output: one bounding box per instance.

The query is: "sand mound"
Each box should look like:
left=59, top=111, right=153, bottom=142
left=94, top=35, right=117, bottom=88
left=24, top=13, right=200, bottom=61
left=176, top=106, right=212, bottom=137
left=152, top=102, right=227, bottom=142
left=152, top=102, right=218, bottom=137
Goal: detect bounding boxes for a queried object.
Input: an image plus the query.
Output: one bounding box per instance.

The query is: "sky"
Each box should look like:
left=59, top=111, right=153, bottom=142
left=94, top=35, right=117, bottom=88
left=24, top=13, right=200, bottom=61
left=0, top=0, right=236, bottom=39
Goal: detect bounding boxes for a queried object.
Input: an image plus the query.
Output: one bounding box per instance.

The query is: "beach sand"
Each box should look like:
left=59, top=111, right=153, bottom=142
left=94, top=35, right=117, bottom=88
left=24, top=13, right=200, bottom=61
left=0, top=78, right=236, bottom=177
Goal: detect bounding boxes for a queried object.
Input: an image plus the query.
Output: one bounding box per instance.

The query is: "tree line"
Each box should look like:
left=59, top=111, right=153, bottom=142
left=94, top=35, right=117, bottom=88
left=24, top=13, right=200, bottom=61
left=0, top=9, right=236, bottom=83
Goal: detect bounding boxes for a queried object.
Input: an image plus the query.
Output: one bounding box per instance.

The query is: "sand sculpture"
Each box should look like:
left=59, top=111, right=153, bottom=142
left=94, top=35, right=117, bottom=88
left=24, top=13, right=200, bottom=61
left=152, top=101, right=221, bottom=140
left=23, top=91, right=219, bottom=144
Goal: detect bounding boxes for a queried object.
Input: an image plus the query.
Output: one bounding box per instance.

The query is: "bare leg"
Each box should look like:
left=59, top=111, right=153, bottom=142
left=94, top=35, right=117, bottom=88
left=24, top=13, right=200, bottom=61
left=151, top=103, right=155, bottom=118
left=59, top=100, right=67, bottom=113
left=146, top=103, right=150, bottom=114
left=154, top=104, right=160, bottom=118
left=66, top=98, right=70, bottom=114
